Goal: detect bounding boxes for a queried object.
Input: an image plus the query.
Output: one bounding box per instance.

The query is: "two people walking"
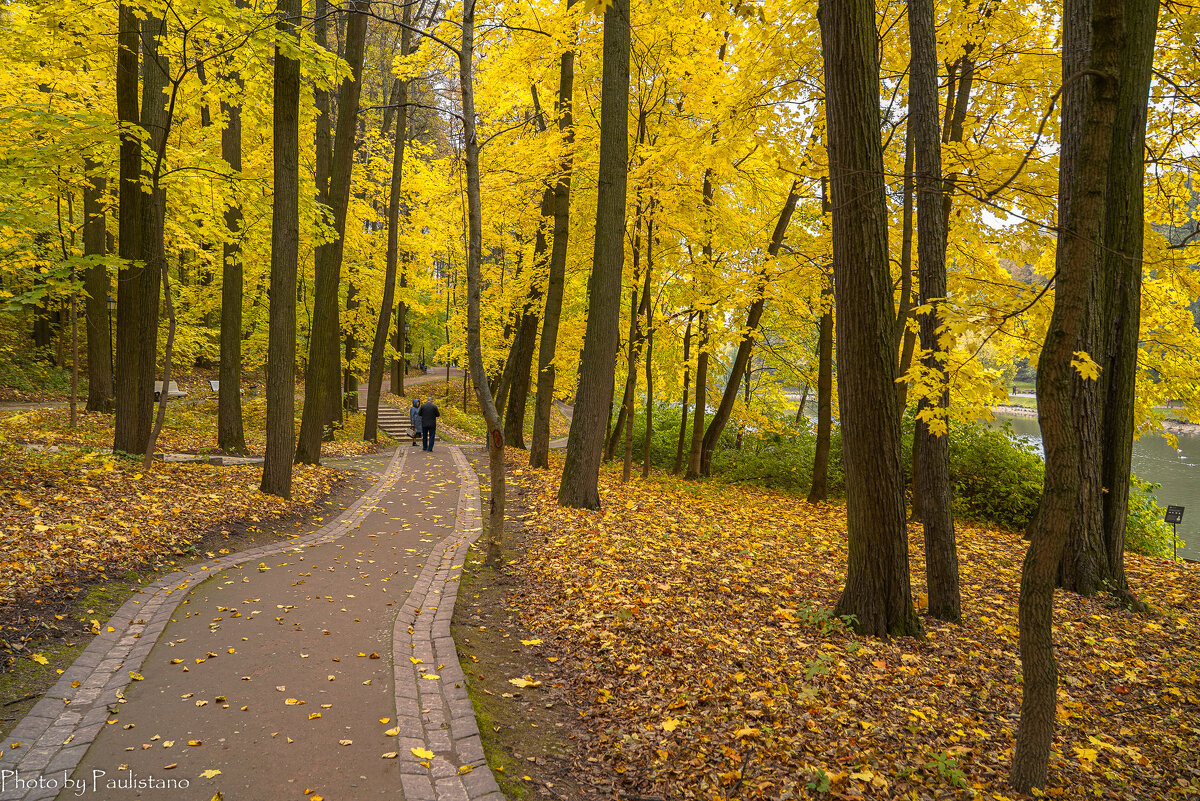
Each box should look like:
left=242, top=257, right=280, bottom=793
left=409, top=397, right=441, bottom=452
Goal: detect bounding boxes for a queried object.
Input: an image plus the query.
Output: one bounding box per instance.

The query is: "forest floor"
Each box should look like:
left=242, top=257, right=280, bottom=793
left=469, top=451, right=1200, bottom=800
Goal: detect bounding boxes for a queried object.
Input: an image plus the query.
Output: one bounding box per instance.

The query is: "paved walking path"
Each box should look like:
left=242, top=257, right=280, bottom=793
left=0, top=443, right=502, bottom=801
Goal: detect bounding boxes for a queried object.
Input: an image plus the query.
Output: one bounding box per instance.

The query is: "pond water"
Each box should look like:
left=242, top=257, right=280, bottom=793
left=993, top=412, right=1200, bottom=562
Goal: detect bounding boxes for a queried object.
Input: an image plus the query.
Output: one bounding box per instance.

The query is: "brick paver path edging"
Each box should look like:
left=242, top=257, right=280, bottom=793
left=0, top=447, right=408, bottom=801
left=391, top=446, right=502, bottom=801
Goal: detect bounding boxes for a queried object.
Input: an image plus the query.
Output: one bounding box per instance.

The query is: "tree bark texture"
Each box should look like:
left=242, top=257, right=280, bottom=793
left=1012, top=0, right=1156, bottom=789
left=365, top=10, right=413, bottom=443
left=503, top=189, right=549, bottom=449
left=911, top=0, right=960, bottom=623
left=808, top=288, right=833, bottom=504
left=260, top=0, right=302, bottom=498
left=82, top=166, right=112, bottom=412
left=673, top=313, right=692, bottom=475
left=296, top=0, right=370, bottom=465
left=699, top=183, right=799, bottom=476
left=460, top=0, right=506, bottom=567
left=112, top=4, right=144, bottom=453
left=219, top=69, right=248, bottom=455
left=819, top=0, right=920, bottom=637
left=684, top=311, right=708, bottom=479
left=530, top=11, right=576, bottom=470
left=557, top=0, right=629, bottom=509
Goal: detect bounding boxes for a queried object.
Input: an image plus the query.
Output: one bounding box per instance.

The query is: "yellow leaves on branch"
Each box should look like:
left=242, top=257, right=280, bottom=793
left=1071, top=350, right=1103, bottom=380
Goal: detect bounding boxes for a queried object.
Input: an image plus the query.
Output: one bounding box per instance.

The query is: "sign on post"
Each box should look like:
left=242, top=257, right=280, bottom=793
left=1165, top=506, right=1185, bottom=560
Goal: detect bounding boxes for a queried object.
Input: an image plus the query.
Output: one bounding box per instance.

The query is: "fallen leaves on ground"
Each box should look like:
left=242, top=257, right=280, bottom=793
left=0, top=437, right=341, bottom=647
left=506, top=453, right=1200, bottom=800
left=1, top=400, right=377, bottom=459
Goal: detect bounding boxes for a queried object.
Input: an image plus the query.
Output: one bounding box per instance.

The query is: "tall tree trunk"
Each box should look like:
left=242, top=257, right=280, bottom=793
left=461, top=0, right=506, bottom=567
left=365, top=10, right=413, bottom=442
left=503, top=196, right=546, bottom=448
left=112, top=3, right=144, bottom=453
left=82, top=165, right=112, bottom=412
left=261, top=0, right=302, bottom=498
left=684, top=312, right=708, bottom=479
left=911, top=0, right=959, bottom=623
left=894, top=125, right=917, bottom=414
left=699, top=183, right=799, bottom=476
left=296, top=0, right=370, bottom=464
left=530, top=4, right=577, bottom=470
left=218, top=66, right=248, bottom=455
left=807, top=289, right=833, bottom=503
left=557, top=0, right=629, bottom=508
left=673, top=313, right=692, bottom=475
left=642, top=225, right=655, bottom=479
left=1012, top=0, right=1157, bottom=790
left=344, top=271, right=359, bottom=412
left=820, top=0, right=920, bottom=637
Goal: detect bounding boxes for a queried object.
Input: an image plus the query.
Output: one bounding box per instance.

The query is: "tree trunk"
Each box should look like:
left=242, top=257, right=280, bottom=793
left=112, top=3, right=144, bottom=454
left=894, top=125, right=916, bottom=414
left=296, top=0, right=370, bottom=465
left=911, top=0, right=959, bottom=623
left=642, top=230, right=655, bottom=479
left=260, top=0, right=302, bottom=498
left=684, top=312, right=708, bottom=479
left=530, top=9, right=576, bottom=470
left=819, top=0, right=920, bottom=637
left=807, top=290, right=833, bottom=503
left=673, top=313, right=692, bottom=475
left=1012, top=0, right=1157, bottom=789
left=699, top=183, right=799, bottom=476
left=218, top=67, right=248, bottom=455
left=365, top=10, right=413, bottom=442
left=82, top=165, right=112, bottom=412
left=503, top=207, right=545, bottom=447
left=344, top=274, right=359, bottom=412
left=460, top=0, right=505, bottom=566
left=557, top=0, right=629, bottom=509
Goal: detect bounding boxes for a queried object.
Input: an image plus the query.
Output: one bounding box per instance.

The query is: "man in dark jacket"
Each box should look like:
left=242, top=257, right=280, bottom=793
left=418, top=398, right=440, bottom=451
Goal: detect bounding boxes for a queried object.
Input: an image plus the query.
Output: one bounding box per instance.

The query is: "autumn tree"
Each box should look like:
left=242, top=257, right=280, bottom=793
left=558, top=0, right=630, bottom=508
left=819, top=0, right=920, bottom=637
left=261, top=0, right=303, bottom=498
left=1012, top=0, right=1160, bottom=790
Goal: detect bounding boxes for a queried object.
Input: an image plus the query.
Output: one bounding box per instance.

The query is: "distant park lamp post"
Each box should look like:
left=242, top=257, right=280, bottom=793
left=1165, top=505, right=1184, bottom=561
left=107, top=296, right=116, bottom=376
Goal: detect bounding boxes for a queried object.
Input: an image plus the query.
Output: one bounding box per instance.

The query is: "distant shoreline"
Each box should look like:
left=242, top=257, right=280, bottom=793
left=992, top=405, right=1200, bottom=436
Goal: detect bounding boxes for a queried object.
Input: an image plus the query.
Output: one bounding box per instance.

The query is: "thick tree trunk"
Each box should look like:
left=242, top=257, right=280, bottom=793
left=1011, top=0, right=1125, bottom=788
left=911, top=0, right=959, bottom=623
left=296, top=0, right=369, bottom=464
left=699, top=184, right=799, bottom=476
left=894, top=126, right=916, bottom=414
left=218, top=71, right=248, bottom=455
left=684, top=312, right=708, bottom=479
left=503, top=193, right=547, bottom=448
left=819, top=0, right=920, bottom=637
left=82, top=166, right=112, bottom=412
left=460, top=0, right=506, bottom=566
left=557, top=0, right=629, bottom=508
left=260, top=0, right=302, bottom=498
left=807, top=291, right=833, bottom=503
left=365, top=13, right=413, bottom=443
left=673, top=313, right=692, bottom=475
left=529, top=12, right=576, bottom=470
left=112, top=4, right=144, bottom=453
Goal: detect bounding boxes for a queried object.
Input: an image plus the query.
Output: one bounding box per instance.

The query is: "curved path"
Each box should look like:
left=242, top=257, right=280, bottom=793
left=0, top=443, right=502, bottom=801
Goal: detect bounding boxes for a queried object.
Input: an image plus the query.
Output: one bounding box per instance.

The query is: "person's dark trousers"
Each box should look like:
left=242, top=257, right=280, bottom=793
left=422, top=425, right=436, bottom=451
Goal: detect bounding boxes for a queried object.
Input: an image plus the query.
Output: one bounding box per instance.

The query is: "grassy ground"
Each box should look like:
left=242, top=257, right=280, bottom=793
left=494, top=451, right=1200, bottom=800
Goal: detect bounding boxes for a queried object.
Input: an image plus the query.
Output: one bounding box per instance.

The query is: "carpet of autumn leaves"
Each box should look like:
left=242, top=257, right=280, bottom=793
left=0, top=439, right=341, bottom=614
left=1, top=398, right=378, bottom=459
left=506, top=453, right=1200, bottom=800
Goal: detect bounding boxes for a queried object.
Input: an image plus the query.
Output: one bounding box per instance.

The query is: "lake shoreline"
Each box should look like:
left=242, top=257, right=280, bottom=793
left=992, top=405, right=1200, bottom=436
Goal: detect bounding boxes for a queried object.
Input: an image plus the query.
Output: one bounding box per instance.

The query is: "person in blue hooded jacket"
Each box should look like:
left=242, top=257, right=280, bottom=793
left=408, top=398, right=423, bottom=447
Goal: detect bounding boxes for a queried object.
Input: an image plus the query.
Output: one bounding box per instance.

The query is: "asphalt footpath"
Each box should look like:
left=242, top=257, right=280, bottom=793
left=0, top=444, right=502, bottom=801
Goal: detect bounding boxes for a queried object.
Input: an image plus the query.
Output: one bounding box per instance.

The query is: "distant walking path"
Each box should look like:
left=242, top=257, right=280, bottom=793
left=0, top=443, right=503, bottom=801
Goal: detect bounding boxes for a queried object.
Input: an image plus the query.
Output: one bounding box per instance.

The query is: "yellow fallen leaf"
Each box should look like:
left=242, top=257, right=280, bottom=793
left=188, top=740, right=202, bottom=746
left=508, top=678, right=541, bottom=689
left=381, top=752, right=398, bottom=759
left=285, top=698, right=304, bottom=705
left=380, top=717, right=391, bottom=724
left=339, top=739, right=353, bottom=746
left=733, top=727, right=760, bottom=738
left=199, top=769, right=221, bottom=779
left=662, top=718, right=680, bottom=732
left=385, top=727, right=400, bottom=736
left=129, top=671, right=144, bottom=681
left=520, top=639, right=542, bottom=646
left=458, top=764, right=474, bottom=775
left=31, top=653, right=49, bottom=665
left=411, top=747, right=434, bottom=759
left=309, top=713, right=321, bottom=720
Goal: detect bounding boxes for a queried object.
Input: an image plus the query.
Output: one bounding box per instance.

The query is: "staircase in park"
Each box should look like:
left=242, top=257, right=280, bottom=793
left=375, top=404, right=415, bottom=441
